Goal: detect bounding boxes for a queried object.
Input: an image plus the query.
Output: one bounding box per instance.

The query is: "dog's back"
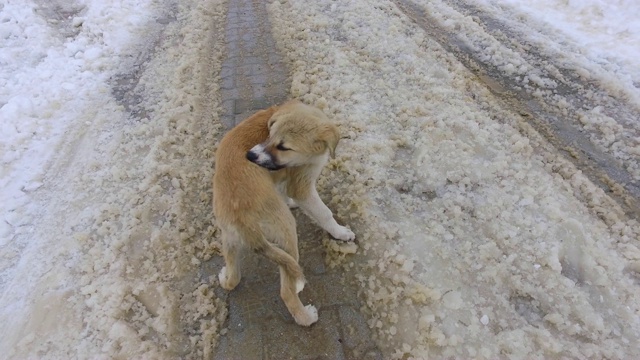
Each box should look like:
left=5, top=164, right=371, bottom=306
left=213, top=106, right=279, bottom=226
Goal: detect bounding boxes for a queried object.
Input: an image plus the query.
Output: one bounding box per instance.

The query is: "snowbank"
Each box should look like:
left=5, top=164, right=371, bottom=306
left=0, top=0, right=166, bottom=239
left=268, top=0, right=640, bottom=358
left=0, top=0, right=227, bottom=358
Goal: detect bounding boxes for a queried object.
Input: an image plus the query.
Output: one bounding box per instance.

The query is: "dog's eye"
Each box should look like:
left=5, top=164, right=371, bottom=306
left=276, top=142, right=291, bottom=151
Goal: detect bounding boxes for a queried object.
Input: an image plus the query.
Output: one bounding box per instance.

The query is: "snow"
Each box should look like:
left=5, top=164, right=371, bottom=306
left=269, top=0, right=640, bottom=358
left=1, top=0, right=164, bottom=230
left=1, top=0, right=227, bottom=357
left=421, top=0, right=640, bottom=181
left=492, top=0, right=640, bottom=78
left=1, top=0, right=640, bottom=358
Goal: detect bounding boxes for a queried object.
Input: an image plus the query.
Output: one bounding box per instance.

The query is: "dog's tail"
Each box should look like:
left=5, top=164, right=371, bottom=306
left=240, top=226, right=305, bottom=291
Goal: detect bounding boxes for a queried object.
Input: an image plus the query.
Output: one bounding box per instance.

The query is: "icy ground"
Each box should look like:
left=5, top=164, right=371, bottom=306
left=269, top=0, right=640, bottom=358
left=1, top=0, right=640, bottom=358
left=1, top=0, right=227, bottom=357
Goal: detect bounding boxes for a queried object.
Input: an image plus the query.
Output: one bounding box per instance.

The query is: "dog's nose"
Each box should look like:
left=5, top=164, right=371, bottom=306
left=246, top=151, right=257, bottom=162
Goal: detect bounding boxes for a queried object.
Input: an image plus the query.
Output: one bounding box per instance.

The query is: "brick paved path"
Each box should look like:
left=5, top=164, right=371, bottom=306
left=219, top=0, right=289, bottom=129
left=212, top=0, right=381, bottom=359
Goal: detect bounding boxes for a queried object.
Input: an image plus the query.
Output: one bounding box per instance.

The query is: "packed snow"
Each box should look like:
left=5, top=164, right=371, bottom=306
left=489, top=0, right=640, bottom=79
left=1, top=0, right=640, bottom=358
left=268, top=0, right=640, bottom=358
left=1, top=0, right=227, bottom=357
left=421, top=0, right=640, bottom=182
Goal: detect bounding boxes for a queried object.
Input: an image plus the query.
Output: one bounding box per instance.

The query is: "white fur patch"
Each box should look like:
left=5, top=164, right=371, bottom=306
left=218, top=266, right=227, bottom=284
left=331, top=225, right=356, bottom=241
left=249, top=143, right=265, bottom=153
left=304, top=304, right=319, bottom=323
left=295, top=278, right=305, bottom=293
left=286, top=197, right=298, bottom=208
left=249, top=144, right=271, bottom=164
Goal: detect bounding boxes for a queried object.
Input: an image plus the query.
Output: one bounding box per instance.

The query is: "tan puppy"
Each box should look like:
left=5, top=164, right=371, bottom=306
left=213, top=100, right=355, bottom=326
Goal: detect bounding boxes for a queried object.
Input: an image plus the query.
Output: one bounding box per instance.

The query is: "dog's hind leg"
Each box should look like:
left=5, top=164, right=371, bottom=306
left=265, top=212, right=318, bottom=326
left=279, top=267, right=318, bottom=326
left=218, top=227, right=244, bottom=291
left=279, top=230, right=318, bottom=326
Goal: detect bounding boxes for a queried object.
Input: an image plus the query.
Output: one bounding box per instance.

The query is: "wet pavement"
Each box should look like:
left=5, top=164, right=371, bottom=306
left=212, top=0, right=380, bottom=358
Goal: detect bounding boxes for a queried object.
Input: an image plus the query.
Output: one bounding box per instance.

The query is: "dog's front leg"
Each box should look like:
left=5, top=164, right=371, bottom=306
left=297, top=188, right=355, bottom=241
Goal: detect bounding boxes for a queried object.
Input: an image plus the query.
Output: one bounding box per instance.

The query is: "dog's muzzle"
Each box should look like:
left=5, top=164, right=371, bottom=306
left=247, top=145, right=284, bottom=171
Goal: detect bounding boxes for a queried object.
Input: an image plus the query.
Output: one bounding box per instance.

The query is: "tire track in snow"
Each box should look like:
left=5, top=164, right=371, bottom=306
left=391, top=0, right=640, bottom=220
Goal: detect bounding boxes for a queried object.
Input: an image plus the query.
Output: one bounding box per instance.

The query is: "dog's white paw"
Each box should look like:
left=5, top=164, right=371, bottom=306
left=330, top=225, right=356, bottom=242
left=218, top=266, right=238, bottom=290
left=218, top=266, right=227, bottom=282
left=295, top=278, right=306, bottom=294
left=295, top=305, right=319, bottom=326
left=305, top=304, right=319, bottom=322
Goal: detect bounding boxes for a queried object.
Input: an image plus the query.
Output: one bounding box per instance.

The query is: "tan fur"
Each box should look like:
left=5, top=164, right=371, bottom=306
left=213, top=100, right=354, bottom=326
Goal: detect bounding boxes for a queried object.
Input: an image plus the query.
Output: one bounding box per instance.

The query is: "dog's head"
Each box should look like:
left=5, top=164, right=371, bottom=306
left=247, top=103, right=339, bottom=171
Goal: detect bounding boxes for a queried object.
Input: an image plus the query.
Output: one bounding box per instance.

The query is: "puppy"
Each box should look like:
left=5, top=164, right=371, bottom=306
left=213, top=100, right=355, bottom=326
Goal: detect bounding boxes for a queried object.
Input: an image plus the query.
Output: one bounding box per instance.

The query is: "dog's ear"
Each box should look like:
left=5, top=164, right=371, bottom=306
left=267, top=105, right=282, bottom=130
left=319, top=123, right=340, bottom=158
left=268, top=116, right=277, bottom=130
